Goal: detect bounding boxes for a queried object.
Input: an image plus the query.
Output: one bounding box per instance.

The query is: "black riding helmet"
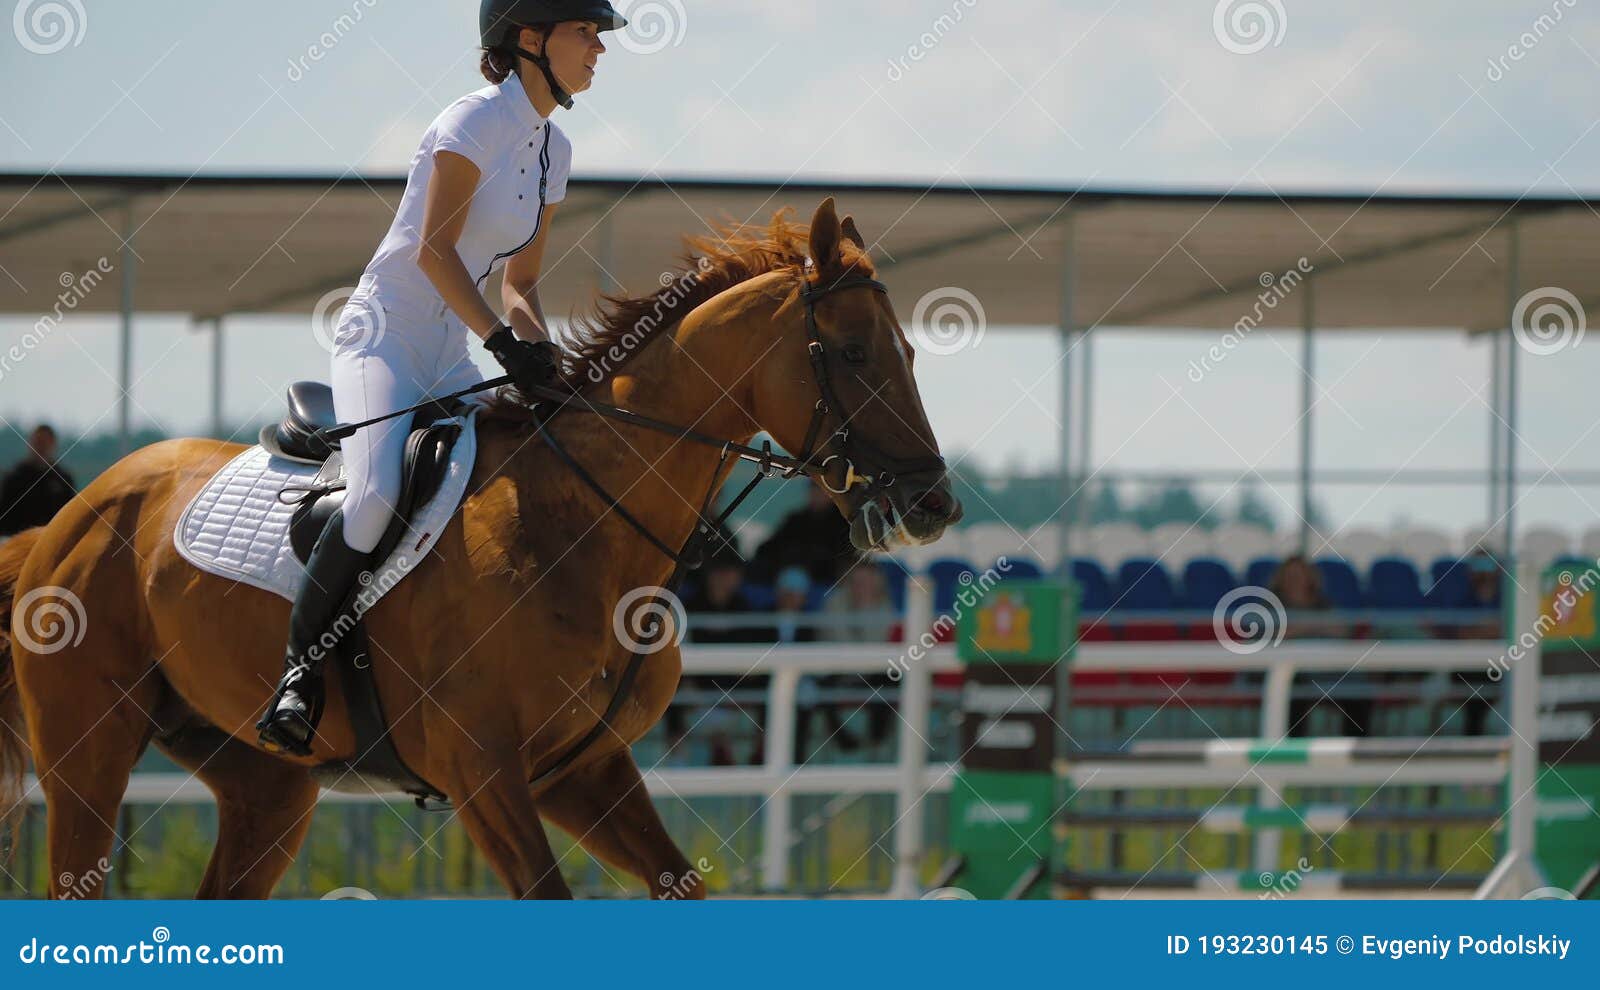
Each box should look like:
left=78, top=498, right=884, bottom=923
left=479, top=0, right=628, bottom=110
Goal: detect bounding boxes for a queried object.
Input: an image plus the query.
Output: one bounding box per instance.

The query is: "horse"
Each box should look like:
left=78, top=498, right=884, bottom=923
left=0, top=197, right=962, bottom=899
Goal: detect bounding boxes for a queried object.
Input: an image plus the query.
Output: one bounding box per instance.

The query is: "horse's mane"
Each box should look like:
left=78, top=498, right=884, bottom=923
left=480, top=208, right=876, bottom=424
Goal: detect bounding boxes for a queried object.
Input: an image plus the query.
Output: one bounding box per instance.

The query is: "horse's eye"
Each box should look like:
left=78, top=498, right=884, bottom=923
left=841, top=344, right=867, bottom=365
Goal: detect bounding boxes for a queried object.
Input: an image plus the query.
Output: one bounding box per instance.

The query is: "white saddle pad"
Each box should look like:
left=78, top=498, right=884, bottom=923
left=174, top=408, right=478, bottom=604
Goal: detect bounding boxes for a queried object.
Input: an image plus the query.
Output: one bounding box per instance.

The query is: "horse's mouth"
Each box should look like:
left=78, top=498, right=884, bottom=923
left=848, top=486, right=962, bottom=553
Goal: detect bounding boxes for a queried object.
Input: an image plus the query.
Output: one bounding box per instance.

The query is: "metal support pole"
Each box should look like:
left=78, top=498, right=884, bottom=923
left=1504, top=222, right=1521, bottom=564
left=1056, top=207, right=1077, bottom=571
left=1077, top=328, right=1094, bottom=535
left=890, top=576, right=935, bottom=898
left=760, top=666, right=799, bottom=892
left=208, top=317, right=225, bottom=440
left=1298, top=277, right=1316, bottom=553
left=118, top=205, right=137, bottom=455
left=1509, top=561, right=1539, bottom=862
left=1487, top=329, right=1503, bottom=549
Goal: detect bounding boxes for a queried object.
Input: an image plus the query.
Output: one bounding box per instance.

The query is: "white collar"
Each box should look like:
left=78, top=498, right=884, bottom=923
left=496, top=73, right=548, bottom=134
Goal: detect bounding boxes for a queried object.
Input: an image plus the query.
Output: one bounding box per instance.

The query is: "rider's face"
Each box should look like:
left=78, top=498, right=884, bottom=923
left=527, top=21, right=607, bottom=95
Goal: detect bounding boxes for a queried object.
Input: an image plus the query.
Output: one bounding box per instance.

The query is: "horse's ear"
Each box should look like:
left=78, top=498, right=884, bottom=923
left=809, top=197, right=841, bottom=271
left=840, top=215, right=866, bottom=252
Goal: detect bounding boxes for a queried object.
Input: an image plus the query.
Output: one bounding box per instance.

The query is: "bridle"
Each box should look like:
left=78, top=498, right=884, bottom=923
left=791, top=275, right=949, bottom=500
left=311, top=272, right=949, bottom=787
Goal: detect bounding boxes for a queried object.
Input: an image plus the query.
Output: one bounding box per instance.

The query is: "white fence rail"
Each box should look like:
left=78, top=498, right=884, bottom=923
left=21, top=567, right=1542, bottom=897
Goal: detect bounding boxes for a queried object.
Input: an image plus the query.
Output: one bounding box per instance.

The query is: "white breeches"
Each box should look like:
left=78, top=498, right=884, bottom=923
left=329, top=282, right=484, bottom=554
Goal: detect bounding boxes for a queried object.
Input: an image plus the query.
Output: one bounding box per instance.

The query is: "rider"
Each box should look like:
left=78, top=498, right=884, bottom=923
left=257, top=0, right=628, bottom=755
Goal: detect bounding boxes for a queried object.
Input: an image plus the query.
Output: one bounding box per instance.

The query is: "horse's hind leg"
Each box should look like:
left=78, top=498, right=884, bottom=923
left=153, top=723, right=319, bottom=899
left=17, top=651, right=160, bottom=899
left=539, top=750, right=703, bottom=899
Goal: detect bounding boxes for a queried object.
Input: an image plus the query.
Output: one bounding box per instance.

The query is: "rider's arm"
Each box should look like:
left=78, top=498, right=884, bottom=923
left=415, top=150, right=504, bottom=341
left=499, top=204, right=559, bottom=344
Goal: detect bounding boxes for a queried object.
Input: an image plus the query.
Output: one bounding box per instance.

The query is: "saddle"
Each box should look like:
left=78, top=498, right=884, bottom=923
left=262, top=381, right=463, bottom=808
left=262, top=382, right=464, bottom=566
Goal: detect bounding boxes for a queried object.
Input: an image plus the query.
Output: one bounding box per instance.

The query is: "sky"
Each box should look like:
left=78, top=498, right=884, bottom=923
left=2, top=0, right=1600, bottom=538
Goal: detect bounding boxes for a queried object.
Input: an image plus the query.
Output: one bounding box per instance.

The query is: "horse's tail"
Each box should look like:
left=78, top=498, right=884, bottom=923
left=0, top=528, right=42, bottom=851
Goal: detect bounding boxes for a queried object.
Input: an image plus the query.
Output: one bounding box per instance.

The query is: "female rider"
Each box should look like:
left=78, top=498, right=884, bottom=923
left=257, top=0, right=629, bottom=755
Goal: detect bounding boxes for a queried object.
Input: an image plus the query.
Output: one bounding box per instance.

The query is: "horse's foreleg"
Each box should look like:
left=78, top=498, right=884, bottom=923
left=444, top=756, right=572, bottom=899
left=153, top=723, right=319, bottom=899
left=539, top=749, right=704, bottom=899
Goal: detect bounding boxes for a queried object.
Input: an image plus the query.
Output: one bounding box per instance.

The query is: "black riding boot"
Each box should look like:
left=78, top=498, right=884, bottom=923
left=256, top=510, right=371, bottom=756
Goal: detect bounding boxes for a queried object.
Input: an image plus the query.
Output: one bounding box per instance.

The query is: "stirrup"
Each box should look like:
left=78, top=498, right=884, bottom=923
left=257, top=708, right=315, bottom=757
left=256, top=667, right=322, bottom=756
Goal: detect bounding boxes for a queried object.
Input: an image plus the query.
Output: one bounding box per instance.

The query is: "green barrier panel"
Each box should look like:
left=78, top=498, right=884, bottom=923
left=1532, top=565, right=1600, bottom=892
left=949, top=580, right=1075, bottom=898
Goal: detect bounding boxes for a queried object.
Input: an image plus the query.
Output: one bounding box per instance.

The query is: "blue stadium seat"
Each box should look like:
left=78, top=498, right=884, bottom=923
left=998, top=556, right=1044, bottom=580
left=1245, top=556, right=1280, bottom=590
left=1368, top=557, right=1424, bottom=609
left=1115, top=558, right=1177, bottom=610
left=1313, top=558, right=1363, bottom=610
left=927, top=557, right=977, bottom=612
left=1425, top=557, right=1472, bottom=609
left=1067, top=559, right=1112, bottom=611
left=1181, top=558, right=1237, bottom=610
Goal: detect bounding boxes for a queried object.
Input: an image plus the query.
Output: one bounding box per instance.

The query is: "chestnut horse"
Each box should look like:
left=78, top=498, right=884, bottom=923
left=0, top=198, right=960, bottom=899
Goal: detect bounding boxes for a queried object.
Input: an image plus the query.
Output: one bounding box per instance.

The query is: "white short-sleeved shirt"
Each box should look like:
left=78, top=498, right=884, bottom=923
left=359, top=74, right=571, bottom=321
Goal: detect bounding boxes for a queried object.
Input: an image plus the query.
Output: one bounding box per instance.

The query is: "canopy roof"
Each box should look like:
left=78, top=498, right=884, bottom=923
left=2, top=171, right=1596, bottom=331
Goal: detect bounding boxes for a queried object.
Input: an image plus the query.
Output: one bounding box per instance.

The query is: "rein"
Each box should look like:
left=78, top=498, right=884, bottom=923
left=306, top=273, right=946, bottom=786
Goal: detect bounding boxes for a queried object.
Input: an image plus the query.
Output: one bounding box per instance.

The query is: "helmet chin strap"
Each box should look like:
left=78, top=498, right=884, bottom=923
left=513, top=45, right=574, bottom=110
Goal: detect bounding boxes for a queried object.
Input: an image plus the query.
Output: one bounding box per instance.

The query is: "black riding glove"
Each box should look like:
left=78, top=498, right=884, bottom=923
left=483, top=326, right=562, bottom=398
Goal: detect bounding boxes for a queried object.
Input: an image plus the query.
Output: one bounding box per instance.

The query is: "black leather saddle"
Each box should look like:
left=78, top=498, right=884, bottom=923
left=262, top=381, right=467, bottom=807
left=264, top=382, right=464, bottom=566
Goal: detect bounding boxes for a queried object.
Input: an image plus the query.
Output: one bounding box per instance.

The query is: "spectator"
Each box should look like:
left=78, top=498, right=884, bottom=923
left=765, top=566, right=818, bottom=645
left=1270, top=554, right=1371, bottom=737
left=751, top=485, right=856, bottom=585
left=676, top=537, right=764, bottom=765
left=820, top=562, right=900, bottom=643
left=0, top=424, right=76, bottom=537
left=817, top=561, right=901, bottom=754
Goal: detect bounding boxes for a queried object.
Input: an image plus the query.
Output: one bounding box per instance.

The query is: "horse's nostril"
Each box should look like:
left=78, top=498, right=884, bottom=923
left=909, top=487, right=949, bottom=517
